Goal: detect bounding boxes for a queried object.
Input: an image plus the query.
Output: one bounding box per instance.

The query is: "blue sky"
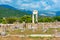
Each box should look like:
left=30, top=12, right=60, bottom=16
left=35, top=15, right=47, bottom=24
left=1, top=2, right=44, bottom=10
left=0, top=0, right=60, bottom=11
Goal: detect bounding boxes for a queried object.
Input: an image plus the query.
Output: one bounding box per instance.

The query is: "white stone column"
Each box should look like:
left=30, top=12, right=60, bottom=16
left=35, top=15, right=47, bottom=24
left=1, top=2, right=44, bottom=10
left=32, top=14, right=34, bottom=23
left=32, top=10, right=38, bottom=23
left=36, top=14, right=38, bottom=23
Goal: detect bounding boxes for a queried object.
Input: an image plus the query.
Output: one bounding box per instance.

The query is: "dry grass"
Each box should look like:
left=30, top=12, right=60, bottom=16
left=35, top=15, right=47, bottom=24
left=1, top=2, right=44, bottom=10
left=0, top=36, right=60, bottom=40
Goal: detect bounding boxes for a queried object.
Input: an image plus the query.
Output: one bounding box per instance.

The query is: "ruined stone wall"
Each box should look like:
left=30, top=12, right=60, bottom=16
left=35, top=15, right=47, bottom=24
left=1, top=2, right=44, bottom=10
left=0, top=22, right=60, bottom=32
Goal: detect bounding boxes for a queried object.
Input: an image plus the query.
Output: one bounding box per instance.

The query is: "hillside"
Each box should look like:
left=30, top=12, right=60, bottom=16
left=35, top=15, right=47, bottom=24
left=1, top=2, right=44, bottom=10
left=0, top=5, right=30, bottom=18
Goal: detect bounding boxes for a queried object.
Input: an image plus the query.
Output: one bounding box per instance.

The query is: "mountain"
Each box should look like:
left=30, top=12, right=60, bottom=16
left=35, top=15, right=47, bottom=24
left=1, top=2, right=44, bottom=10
left=0, top=5, right=16, bottom=9
left=0, top=5, right=31, bottom=18
left=39, top=10, right=60, bottom=16
left=0, top=4, right=60, bottom=17
left=55, top=11, right=60, bottom=16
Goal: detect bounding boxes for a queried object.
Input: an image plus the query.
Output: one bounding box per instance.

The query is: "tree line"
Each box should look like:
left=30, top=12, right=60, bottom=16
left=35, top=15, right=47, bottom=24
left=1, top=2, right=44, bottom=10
left=0, top=15, right=60, bottom=24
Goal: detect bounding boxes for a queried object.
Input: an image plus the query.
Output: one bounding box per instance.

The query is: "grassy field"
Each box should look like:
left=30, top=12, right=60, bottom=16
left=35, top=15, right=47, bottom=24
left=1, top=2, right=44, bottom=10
left=0, top=36, right=60, bottom=40
left=6, top=29, right=43, bottom=35
left=6, top=28, right=60, bottom=35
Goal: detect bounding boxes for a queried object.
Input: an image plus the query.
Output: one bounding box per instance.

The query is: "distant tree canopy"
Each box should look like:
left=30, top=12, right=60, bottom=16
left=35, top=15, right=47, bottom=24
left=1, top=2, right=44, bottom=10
left=53, top=16, right=60, bottom=21
left=0, top=16, right=60, bottom=24
left=19, top=15, right=32, bottom=23
left=5, top=18, right=17, bottom=24
left=38, top=17, right=55, bottom=22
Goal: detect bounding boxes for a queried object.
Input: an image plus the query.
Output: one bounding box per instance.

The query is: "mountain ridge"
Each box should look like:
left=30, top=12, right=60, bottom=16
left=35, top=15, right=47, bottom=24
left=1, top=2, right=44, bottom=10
left=0, top=4, right=60, bottom=16
left=0, top=4, right=31, bottom=18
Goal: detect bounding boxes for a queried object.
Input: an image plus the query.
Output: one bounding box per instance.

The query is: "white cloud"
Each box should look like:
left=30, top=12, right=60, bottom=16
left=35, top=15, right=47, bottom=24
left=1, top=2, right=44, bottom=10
left=17, top=2, right=40, bottom=9
left=30, top=2, right=40, bottom=8
left=52, top=0, right=58, bottom=3
left=21, top=4, right=29, bottom=6
left=48, top=12, right=55, bottom=14
left=20, top=8, right=25, bottom=10
left=40, top=14, right=46, bottom=16
left=40, top=1, right=48, bottom=7
left=0, top=0, right=12, bottom=4
left=5, top=0, right=12, bottom=2
left=44, top=5, right=51, bottom=10
left=23, top=0, right=28, bottom=1
left=48, top=12, right=56, bottom=16
left=23, top=0, right=32, bottom=2
left=16, top=0, right=34, bottom=5
left=16, top=0, right=23, bottom=5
